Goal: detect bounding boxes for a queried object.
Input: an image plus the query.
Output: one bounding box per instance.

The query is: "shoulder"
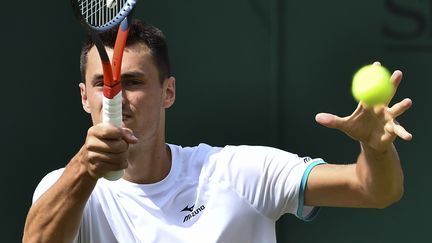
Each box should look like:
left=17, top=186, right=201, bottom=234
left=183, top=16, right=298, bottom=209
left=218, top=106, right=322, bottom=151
left=169, top=143, right=220, bottom=157
left=167, top=143, right=298, bottom=171
left=199, top=144, right=307, bottom=182
left=168, top=143, right=222, bottom=167
left=207, top=145, right=301, bottom=170
left=216, top=145, right=299, bottom=161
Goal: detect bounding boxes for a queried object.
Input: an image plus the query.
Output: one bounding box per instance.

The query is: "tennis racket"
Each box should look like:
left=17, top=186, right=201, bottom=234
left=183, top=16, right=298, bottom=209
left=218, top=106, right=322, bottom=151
left=71, top=0, right=138, bottom=181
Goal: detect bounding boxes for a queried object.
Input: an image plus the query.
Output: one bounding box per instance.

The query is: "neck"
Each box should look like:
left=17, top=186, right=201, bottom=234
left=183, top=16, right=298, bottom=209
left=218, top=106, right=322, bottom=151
left=123, top=139, right=172, bottom=184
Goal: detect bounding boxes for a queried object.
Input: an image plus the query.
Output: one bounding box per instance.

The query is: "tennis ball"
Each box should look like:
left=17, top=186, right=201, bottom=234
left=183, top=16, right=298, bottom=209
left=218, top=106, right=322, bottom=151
left=352, top=64, right=393, bottom=106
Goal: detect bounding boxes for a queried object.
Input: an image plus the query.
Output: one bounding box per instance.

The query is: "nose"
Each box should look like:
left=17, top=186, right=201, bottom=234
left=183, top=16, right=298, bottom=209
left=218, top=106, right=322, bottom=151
left=121, top=90, right=128, bottom=106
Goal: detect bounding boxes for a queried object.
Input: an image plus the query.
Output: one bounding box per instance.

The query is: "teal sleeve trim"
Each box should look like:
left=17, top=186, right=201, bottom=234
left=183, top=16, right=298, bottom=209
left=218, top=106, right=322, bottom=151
left=296, top=159, right=326, bottom=222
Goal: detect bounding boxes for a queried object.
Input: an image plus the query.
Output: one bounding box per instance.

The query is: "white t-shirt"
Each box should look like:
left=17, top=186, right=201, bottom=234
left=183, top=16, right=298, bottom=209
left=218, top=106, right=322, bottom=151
left=33, top=143, right=325, bottom=243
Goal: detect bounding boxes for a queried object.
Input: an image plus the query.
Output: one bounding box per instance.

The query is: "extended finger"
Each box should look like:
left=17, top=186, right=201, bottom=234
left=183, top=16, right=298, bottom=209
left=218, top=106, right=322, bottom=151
left=390, top=70, right=403, bottom=88
left=315, top=112, right=346, bottom=130
left=388, top=98, right=412, bottom=118
left=393, top=122, right=413, bottom=141
left=386, top=70, right=403, bottom=105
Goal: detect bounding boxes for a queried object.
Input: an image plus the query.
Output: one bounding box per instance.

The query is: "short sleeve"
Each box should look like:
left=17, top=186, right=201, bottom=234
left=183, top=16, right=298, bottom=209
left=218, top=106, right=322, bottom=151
left=32, top=168, right=65, bottom=203
left=207, top=145, right=325, bottom=221
left=296, top=159, right=326, bottom=221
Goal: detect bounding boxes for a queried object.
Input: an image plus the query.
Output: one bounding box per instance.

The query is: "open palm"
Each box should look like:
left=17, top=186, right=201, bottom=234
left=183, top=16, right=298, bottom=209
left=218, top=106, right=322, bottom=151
left=315, top=63, right=412, bottom=153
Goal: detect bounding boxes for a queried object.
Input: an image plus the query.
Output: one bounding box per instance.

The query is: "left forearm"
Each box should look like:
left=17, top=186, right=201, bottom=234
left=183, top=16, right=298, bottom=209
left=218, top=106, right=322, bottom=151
left=355, top=142, right=404, bottom=208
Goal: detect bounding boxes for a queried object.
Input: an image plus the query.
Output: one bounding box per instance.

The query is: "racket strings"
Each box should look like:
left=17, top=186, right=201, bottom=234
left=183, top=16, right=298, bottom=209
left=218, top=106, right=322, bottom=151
left=78, top=0, right=127, bottom=27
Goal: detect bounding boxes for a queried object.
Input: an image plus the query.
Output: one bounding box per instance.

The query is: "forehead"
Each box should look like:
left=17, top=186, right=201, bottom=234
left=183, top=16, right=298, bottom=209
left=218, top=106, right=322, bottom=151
left=85, top=43, right=156, bottom=80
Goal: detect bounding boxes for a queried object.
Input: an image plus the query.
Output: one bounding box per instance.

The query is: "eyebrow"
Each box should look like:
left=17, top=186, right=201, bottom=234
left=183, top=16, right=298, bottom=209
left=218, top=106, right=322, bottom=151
left=90, top=71, right=147, bottom=85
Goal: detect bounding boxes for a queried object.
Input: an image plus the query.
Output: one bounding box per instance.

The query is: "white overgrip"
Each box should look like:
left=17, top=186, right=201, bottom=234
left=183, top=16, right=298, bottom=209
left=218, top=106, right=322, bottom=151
left=103, top=93, right=122, bottom=127
left=102, top=93, right=124, bottom=181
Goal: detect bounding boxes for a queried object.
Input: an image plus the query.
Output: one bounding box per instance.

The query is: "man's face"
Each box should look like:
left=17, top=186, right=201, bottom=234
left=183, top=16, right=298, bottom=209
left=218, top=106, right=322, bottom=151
left=79, top=43, right=175, bottom=141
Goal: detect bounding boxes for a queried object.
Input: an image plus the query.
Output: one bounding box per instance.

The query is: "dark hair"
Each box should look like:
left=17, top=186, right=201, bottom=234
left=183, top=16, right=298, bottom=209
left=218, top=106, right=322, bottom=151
left=80, top=19, right=171, bottom=83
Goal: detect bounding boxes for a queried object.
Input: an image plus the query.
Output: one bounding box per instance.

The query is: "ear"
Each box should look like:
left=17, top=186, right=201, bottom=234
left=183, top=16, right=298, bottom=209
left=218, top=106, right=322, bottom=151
left=79, top=83, right=91, bottom=113
left=162, top=76, right=176, bottom=109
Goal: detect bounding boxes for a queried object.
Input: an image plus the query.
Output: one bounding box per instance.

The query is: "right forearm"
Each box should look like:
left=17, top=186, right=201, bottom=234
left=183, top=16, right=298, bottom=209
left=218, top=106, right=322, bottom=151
left=23, top=149, right=97, bottom=243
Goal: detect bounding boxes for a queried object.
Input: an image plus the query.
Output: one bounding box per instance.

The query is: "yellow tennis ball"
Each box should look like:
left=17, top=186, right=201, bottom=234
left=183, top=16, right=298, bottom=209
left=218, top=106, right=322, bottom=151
left=352, top=64, right=393, bottom=106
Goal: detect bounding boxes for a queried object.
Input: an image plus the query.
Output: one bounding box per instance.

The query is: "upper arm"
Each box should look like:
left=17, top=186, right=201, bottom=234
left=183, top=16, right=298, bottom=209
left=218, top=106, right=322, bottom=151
left=211, top=145, right=325, bottom=220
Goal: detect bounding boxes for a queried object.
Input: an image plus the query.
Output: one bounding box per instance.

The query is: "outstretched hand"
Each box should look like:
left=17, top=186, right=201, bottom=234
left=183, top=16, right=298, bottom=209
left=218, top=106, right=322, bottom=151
left=315, top=62, right=412, bottom=153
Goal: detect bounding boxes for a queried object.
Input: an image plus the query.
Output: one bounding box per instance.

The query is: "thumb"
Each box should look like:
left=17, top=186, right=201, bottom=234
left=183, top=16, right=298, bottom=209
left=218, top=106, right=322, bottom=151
left=315, top=113, right=345, bottom=130
left=121, top=128, right=139, bottom=144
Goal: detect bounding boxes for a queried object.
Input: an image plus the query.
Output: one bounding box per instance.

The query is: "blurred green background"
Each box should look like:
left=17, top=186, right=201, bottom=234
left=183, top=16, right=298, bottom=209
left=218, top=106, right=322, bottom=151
left=5, top=0, right=429, bottom=242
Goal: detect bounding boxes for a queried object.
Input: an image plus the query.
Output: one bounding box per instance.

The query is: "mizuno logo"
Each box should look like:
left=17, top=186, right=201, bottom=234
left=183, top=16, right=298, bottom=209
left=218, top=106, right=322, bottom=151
left=181, top=205, right=195, bottom=213
left=182, top=205, right=205, bottom=223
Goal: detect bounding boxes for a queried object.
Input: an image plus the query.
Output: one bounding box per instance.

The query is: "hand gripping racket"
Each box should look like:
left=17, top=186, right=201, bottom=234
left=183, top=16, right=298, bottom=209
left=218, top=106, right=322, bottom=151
left=71, top=0, right=138, bottom=180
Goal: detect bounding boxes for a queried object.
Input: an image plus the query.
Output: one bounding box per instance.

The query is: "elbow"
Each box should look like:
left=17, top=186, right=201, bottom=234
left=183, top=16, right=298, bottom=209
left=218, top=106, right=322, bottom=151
left=371, top=182, right=404, bottom=209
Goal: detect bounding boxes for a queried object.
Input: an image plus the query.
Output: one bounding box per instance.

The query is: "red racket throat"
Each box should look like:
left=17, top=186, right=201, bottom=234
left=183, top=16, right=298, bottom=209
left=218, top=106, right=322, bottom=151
left=102, top=25, right=130, bottom=99
left=112, top=27, right=130, bottom=82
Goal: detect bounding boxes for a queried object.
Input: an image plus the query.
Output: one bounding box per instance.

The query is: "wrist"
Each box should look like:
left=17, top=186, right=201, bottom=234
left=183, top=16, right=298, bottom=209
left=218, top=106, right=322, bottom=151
left=68, top=146, right=99, bottom=184
left=360, top=142, right=395, bottom=156
left=359, top=142, right=400, bottom=168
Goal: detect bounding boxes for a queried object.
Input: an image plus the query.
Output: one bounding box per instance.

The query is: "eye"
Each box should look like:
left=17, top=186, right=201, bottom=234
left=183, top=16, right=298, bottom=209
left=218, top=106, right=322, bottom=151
left=92, top=80, right=104, bottom=87
left=124, top=79, right=143, bottom=87
left=95, top=82, right=104, bottom=87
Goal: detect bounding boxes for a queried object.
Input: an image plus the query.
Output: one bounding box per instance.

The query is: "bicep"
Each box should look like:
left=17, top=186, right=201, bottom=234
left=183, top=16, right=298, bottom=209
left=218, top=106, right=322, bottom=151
left=305, top=163, right=371, bottom=208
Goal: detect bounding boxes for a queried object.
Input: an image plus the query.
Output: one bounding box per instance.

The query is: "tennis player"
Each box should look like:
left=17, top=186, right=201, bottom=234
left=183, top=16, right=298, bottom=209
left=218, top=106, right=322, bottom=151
left=23, top=20, right=412, bottom=243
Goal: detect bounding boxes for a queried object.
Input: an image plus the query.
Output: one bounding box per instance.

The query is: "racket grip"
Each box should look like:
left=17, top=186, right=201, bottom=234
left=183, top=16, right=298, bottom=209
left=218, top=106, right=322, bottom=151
left=104, top=170, right=124, bottom=181
left=102, top=93, right=124, bottom=181
left=102, top=92, right=122, bottom=127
